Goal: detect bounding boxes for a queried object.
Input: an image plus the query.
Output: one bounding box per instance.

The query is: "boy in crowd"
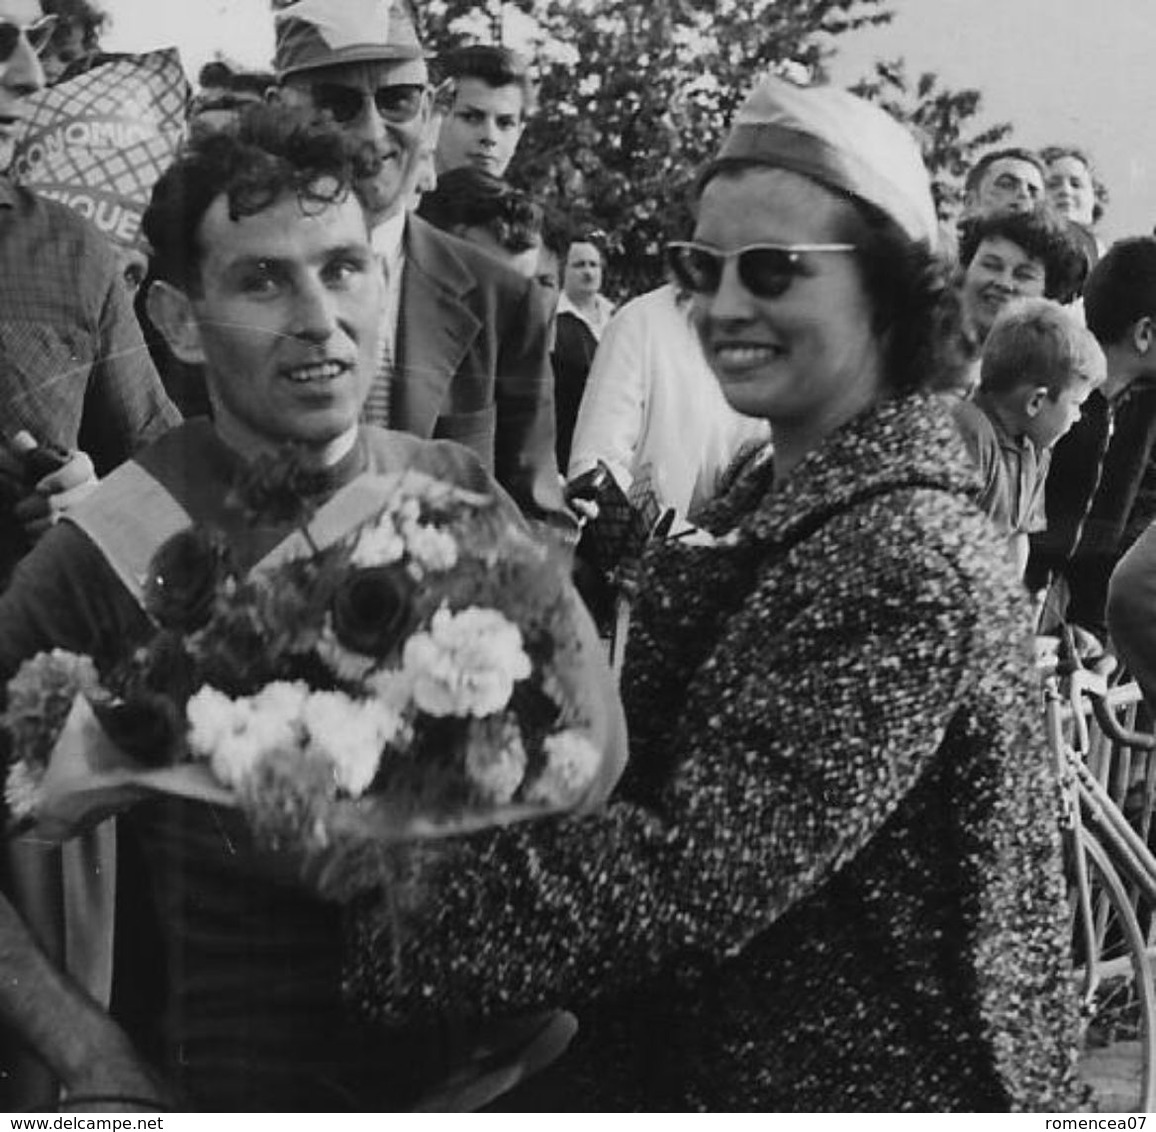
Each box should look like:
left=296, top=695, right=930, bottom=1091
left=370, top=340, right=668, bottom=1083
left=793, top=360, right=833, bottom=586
left=434, top=44, right=533, bottom=179
left=953, top=297, right=1105, bottom=577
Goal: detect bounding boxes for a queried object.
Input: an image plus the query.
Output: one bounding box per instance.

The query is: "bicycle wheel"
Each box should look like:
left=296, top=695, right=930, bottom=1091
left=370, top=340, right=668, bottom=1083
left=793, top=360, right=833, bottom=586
left=1074, top=831, right=1156, bottom=1112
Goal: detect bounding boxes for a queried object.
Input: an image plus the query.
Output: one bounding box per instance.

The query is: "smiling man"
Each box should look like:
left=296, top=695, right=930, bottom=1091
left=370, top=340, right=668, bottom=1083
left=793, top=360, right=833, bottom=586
left=271, top=0, right=574, bottom=546
left=0, top=102, right=617, bottom=1111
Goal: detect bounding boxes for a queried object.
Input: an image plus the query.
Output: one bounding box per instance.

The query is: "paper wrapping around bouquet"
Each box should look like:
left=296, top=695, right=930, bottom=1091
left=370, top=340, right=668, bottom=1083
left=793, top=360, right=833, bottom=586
left=10, top=49, right=189, bottom=252
left=22, top=695, right=576, bottom=852
left=22, top=695, right=233, bottom=844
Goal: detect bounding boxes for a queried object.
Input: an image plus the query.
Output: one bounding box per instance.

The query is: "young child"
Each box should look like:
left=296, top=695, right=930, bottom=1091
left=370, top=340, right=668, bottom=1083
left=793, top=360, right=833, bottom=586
left=952, top=296, right=1106, bottom=577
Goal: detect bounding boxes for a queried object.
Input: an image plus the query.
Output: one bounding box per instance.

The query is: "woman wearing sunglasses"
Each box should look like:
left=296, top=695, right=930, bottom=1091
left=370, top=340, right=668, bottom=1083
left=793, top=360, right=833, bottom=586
left=341, top=76, right=1080, bottom=1111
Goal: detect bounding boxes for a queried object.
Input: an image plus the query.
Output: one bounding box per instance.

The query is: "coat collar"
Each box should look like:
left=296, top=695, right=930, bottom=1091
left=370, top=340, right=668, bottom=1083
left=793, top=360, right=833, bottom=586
left=737, top=392, right=978, bottom=549
left=393, top=215, right=482, bottom=435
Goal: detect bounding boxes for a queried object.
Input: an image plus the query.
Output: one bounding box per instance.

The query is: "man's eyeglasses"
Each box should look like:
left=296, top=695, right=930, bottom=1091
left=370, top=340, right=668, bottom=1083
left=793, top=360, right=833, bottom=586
left=309, top=82, right=425, bottom=125
left=666, top=240, right=856, bottom=300
left=0, top=15, right=58, bottom=63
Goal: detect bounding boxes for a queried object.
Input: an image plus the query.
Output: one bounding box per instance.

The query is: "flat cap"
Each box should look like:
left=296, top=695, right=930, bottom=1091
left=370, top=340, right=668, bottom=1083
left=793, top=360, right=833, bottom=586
left=274, top=0, right=424, bottom=79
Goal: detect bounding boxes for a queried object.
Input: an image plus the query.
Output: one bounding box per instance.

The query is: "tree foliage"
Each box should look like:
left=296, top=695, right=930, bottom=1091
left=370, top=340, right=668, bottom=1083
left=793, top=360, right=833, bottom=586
left=421, top=0, right=894, bottom=296
left=850, top=59, right=1011, bottom=223
left=420, top=3, right=1008, bottom=297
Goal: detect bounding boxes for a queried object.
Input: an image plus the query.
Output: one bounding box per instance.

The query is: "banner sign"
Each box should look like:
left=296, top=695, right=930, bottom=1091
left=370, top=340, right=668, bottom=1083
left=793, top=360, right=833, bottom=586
left=11, top=48, right=189, bottom=251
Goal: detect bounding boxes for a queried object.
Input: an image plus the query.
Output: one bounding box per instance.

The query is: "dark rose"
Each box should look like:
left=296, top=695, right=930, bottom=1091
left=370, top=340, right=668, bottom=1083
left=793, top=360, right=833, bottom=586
left=144, top=528, right=229, bottom=631
left=91, top=692, right=183, bottom=768
left=331, top=566, right=414, bottom=658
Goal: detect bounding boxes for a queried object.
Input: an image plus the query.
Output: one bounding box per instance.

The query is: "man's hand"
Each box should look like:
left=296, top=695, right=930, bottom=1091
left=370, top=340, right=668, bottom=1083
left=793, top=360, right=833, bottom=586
left=4, top=432, right=97, bottom=541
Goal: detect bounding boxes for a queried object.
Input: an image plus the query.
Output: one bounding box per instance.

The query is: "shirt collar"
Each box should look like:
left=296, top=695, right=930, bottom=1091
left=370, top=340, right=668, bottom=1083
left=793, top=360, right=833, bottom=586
left=556, top=291, right=614, bottom=337
left=370, top=210, right=407, bottom=268
left=0, top=176, right=17, bottom=209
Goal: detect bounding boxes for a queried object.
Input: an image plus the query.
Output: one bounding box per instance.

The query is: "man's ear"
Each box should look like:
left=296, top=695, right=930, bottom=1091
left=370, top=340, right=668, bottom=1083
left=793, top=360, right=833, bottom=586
left=1132, top=315, right=1156, bottom=357
left=266, top=83, right=285, bottom=105
left=146, top=280, right=205, bottom=365
left=1024, top=386, right=1049, bottom=417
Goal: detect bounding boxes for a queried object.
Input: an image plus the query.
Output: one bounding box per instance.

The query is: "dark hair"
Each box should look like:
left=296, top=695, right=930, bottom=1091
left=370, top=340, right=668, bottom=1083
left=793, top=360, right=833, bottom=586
left=436, top=45, right=536, bottom=115
left=143, top=104, right=368, bottom=293
left=957, top=207, right=1089, bottom=303
left=566, top=230, right=606, bottom=261
left=832, top=197, right=972, bottom=396
left=1040, top=143, right=1109, bottom=225
left=198, top=60, right=235, bottom=89
left=963, top=146, right=1044, bottom=197
left=419, top=167, right=542, bottom=253
left=1084, top=237, right=1156, bottom=346
left=41, top=0, right=108, bottom=52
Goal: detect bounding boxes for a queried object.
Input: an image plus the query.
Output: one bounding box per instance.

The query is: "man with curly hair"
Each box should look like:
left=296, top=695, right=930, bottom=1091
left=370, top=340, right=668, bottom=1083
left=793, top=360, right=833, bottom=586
left=0, top=102, right=622, bottom=1112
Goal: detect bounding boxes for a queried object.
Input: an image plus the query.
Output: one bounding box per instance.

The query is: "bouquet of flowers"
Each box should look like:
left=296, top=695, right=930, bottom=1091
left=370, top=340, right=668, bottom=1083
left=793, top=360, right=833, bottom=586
left=2, top=466, right=611, bottom=889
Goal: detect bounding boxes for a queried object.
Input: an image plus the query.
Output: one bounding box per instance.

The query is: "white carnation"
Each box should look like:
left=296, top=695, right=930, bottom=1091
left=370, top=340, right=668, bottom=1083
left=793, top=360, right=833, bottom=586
left=401, top=521, right=459, bottom=573
left=465, top=728, right=527, bottom=804
left=300, top=690, right=399, bottom=797
left=210, top=728, right=269, bottom=789
left=186, top=682, right=308, bottom=789
left=363, top=666, right=415, bottom=716
left=185, top=685, right=240, bottom=758
left=5, top=760, right=43, bottom=822
left=525, top=730, right=602, bottom=807
left=402, top=605, right=531, bottom=718
left=351, top=515, right=405, bottom=567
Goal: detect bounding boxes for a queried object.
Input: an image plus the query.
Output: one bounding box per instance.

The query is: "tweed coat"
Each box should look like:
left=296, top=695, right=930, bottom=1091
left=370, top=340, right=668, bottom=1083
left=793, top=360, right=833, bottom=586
left=345, top=391, right=1081, bottom=1112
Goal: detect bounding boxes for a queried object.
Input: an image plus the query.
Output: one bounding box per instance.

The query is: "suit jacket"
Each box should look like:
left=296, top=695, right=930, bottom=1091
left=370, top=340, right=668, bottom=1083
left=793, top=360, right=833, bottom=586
left=393, top=216, right=574, bottom=542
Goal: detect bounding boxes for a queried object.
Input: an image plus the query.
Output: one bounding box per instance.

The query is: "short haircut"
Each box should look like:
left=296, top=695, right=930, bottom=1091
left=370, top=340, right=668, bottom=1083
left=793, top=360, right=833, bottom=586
left=958, top=207, right=1089, bottom=303
left=980, top=297, right=1105, bottom=398
left=436, top=45, right=536, bottom=115
left=198, top=60, right=235, bottom=90
left=1084, top=237, right=1156, bottom=346
left=964, top=146, right=1045, bottom=197
left=566, top=229, right=606, bottom=260
left=42, top=0, right=108, bottom=51
left=143, top=104, right=368, bottom=293
left=419, top=166, right=542, bottom=254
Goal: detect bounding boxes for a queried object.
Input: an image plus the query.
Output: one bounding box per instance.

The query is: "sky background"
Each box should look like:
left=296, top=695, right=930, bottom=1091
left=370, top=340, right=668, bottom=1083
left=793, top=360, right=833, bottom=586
left=99, top=0, right=1156, bottom=242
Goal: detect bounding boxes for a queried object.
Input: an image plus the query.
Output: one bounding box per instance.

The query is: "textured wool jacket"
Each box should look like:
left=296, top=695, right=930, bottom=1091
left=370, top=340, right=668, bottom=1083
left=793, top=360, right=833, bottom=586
left=345, top=392, right=1081, bottom=1112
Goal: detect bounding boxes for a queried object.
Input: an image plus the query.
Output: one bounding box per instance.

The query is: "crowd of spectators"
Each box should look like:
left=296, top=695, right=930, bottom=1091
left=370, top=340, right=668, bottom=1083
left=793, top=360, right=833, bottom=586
left=3, top=0, right=1156, bottom=1115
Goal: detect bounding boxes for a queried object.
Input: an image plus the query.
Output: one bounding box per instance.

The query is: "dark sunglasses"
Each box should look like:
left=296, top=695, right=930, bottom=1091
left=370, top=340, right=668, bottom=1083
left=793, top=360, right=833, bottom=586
left=310, top=82, right=425, bottom=125
left=0, top=15, right=58, bottom=63
left=666, top=240, right=856, bottom=300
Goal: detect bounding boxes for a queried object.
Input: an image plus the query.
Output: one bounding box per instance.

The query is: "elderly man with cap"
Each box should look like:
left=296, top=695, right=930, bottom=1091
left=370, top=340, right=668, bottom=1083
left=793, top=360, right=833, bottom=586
left=339, top=75, right=1080, bottom=1111
left=270, top=0, right=575, bottom=547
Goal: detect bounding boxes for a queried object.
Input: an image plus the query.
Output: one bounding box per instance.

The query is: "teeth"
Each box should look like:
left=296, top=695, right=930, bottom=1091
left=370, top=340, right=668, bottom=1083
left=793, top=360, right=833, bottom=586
left=717, top=345, right=777, bottom=365
left=285, top=362, right=344, bottom=383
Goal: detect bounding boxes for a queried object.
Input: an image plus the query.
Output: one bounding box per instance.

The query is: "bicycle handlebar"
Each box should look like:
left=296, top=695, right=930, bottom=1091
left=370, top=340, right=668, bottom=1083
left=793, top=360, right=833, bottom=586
left=1088, top=693, right=1156, bottom=750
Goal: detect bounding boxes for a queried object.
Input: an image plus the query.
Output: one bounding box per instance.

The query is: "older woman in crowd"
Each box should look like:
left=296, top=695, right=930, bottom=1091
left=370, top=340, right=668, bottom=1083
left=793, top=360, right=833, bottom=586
left=341, top=75, right=1081, bottom=1111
